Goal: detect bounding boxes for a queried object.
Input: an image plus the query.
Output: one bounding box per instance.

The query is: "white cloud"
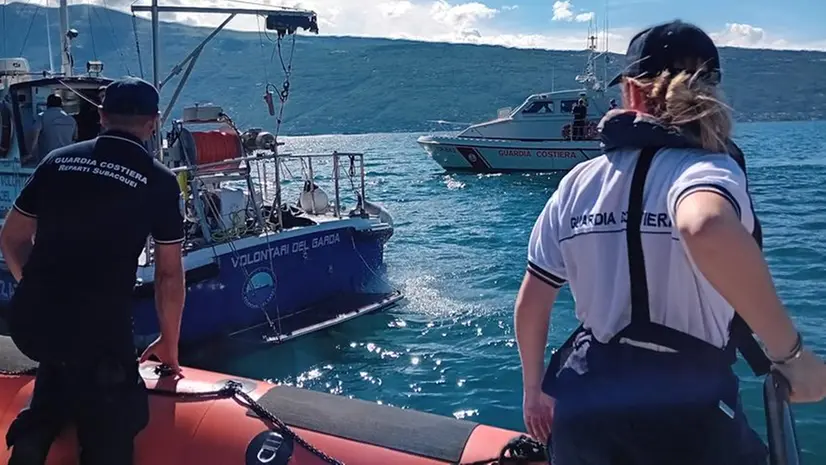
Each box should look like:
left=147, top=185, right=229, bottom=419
left=16, top=1, right=826, bottom=53
left=709, top=22, right=826, bottom=51
left=551, top=1, right=593, bottom=23
left=711, top=23, right=768, bottom=48
left=118, top=0, right=613, bottom=51
left=574, top=12, right=594, bottom=22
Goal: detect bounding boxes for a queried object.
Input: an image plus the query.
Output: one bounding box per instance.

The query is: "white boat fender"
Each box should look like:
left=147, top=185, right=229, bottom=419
left=298, top=180, right=329, bottom=214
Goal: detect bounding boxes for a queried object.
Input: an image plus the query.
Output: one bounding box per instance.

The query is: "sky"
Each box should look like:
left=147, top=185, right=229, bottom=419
left=13, top=0, right=826, bottom=53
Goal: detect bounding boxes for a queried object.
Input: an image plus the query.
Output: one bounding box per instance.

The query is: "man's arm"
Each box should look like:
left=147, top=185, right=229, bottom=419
left=0, top=210, right=36, bottom=282
left=150, top=172, right=186, bottom=345
left=153, top=242, right=184, bottom=344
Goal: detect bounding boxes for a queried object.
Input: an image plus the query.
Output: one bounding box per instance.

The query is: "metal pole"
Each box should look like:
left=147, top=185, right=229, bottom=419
left=151, top=0, right=160, bottom=90
left=333, top=152, right=340, bottom=218
left=274, top=155, right=282, bottom=231
left=359, top=154, right=366, bottom=215
left=307, top=158, right=315, bottom=214
left=151, top=0, right=163, bottom=160
left=159, top=14, right=235, bottom=89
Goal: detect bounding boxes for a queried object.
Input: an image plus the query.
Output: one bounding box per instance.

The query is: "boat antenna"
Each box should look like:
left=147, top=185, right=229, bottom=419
left=46, top=0, right=54, bottom=73
left=603, top=0, right=609, bottom=87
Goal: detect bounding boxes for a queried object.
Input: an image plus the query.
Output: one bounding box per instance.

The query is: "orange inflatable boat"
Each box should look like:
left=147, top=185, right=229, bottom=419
left=0, top=336, right=547, bottom=465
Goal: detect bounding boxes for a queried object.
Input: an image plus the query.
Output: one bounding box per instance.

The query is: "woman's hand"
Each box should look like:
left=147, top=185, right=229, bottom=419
left=523, top=388, right=555, bottom=442
left=774, top=349, right=826, bottom=403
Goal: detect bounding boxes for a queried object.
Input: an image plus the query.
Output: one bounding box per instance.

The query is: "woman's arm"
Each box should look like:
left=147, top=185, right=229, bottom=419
left=676, top=190, right=799, bottom=360
left=515, top=271, right=560, bottom=391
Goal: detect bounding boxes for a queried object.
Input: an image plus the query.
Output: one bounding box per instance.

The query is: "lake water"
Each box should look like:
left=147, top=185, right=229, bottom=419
left=185, top=120, right=826, bottom=461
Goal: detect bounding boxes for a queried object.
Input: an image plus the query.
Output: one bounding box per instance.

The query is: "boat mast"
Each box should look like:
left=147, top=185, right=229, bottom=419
left=46, top=0, right=55, bottom=73
left=59, top=0, right=72, bottom=76
left=150, top=0, right=162, bottom=160
left=151, top=0, right=160, bottom=90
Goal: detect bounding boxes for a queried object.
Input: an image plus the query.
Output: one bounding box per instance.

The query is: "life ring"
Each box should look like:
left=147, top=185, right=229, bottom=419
left=0, top=103, right=11, bottom=158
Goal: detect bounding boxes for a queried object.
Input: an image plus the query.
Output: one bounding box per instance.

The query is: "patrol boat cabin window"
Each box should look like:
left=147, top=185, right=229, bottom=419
left=521, top=100, right=554, bottom=114
left=559, top=99, right=581, bottom=113
left=10, top=80, right=109, bottom=168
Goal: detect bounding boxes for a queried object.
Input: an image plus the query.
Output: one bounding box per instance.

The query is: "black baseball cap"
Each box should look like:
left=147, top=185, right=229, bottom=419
left=608, top=20, right=721, bottom=87
left=101, top=77, right=160, bottom=116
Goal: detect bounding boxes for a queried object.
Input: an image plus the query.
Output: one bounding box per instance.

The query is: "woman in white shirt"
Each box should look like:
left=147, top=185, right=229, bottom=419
left=515, top=19, right=826, bottom=465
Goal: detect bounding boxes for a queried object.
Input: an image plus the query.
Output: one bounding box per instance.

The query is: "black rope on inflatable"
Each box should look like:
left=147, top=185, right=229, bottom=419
left=0, top=365, right=549, bottom=465
left=462, top=434, right=549, bottom=465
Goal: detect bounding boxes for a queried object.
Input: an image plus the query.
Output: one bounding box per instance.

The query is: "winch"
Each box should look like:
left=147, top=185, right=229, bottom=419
left=240, top=128, right=277, bottom=151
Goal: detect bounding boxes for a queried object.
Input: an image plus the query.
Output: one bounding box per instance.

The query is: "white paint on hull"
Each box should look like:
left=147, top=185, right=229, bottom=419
left=418, top=135, right=602, bottom=172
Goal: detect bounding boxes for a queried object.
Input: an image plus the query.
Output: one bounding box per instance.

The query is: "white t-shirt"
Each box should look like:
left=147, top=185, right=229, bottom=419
left=527, top=147, right=755, bottom=349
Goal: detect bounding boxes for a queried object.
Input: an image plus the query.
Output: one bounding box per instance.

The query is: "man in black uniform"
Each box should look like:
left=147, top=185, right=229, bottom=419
left=0, top=77, right=185, bottom=464
left=571, top=98, right=588, bottom=140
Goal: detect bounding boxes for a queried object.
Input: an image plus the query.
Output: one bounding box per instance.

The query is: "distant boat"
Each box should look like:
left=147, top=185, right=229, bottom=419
left=418, top=20, right=612, bottom=174
left=0, top=0, right=401, bottom=348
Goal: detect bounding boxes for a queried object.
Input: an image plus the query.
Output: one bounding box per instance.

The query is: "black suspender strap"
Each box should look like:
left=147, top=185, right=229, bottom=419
left=618, top=146, right=770, bottom=375
left=545, top=144, right=770, bottom=387
left=618, top=146, right=735, bottom=364
left=733, top=315, right=771, bottom=375
left=726, top=140, right=772, bottom=376
left=626, top=146, right=658, bottom=326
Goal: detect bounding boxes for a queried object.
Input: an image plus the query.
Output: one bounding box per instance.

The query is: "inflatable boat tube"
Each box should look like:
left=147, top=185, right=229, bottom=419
left=0, top=336, right=547, bottom=465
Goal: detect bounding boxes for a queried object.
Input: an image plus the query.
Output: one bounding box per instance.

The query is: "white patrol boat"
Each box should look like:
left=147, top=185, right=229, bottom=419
left=417, top=21, right=612, bottom=173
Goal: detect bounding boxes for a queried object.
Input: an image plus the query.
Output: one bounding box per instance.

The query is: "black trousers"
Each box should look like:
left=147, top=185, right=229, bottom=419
left=5, top=358, right=149, bottom=465
left=549, top=398, right=766, bottom=465
left=544, top=334, right=767, bottom=465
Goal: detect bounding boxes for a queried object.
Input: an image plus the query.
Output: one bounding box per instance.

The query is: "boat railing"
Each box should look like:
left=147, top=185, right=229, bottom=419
left=140, top=150, right=368, bottom=266
left=764, top=371, right=801, bottom=465
left=269, top=151, right=369, bottom=223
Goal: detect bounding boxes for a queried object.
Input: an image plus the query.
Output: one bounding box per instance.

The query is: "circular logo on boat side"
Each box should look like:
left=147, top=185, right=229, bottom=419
left=242, top=268, right=276, bottom=309
left=245, top=431, right=293, bottom=465
left=468, top=152, right=477, bottom=162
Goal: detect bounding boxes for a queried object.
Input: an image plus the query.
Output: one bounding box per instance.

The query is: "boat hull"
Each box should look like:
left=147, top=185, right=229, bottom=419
left=0, top=218, right=396, bottom=348
left=418, top=135, right=602, bottom=173
left=0, top=335, right=546, bottom=465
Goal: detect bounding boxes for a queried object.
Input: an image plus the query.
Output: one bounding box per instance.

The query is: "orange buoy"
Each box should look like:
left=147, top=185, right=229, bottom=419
left=0, top=336, right=547, bottom=465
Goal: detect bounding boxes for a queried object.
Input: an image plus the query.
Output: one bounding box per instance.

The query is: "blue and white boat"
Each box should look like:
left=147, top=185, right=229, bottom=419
left=0, top=0, right=401, bottom=348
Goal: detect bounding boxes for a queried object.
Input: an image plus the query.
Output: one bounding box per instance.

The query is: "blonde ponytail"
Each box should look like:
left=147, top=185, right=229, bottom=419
left=627, top=70, right=733, bottom=153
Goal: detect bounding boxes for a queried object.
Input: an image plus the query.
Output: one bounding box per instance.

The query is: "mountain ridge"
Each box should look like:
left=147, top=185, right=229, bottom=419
left=2, top=3, right=826, bottom=136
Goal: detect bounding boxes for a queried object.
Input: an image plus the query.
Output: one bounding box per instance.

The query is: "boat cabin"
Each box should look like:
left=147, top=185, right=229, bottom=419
left=456, top=88, right=608, bottom=142
left=0, top=57, right=111, bottom=220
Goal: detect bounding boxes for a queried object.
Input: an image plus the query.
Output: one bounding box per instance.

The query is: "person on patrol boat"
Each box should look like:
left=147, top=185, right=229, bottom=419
left=514, top=19, right=826, bottom=465
left=25, top=94, right=77, bottom=166
left=570, top=99, right=587, bottom=140
left=0, top=76, right=185, bottom=465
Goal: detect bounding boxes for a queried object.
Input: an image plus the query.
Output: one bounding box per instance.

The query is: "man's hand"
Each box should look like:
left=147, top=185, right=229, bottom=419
left=139, top=335, right=181, bottom=375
